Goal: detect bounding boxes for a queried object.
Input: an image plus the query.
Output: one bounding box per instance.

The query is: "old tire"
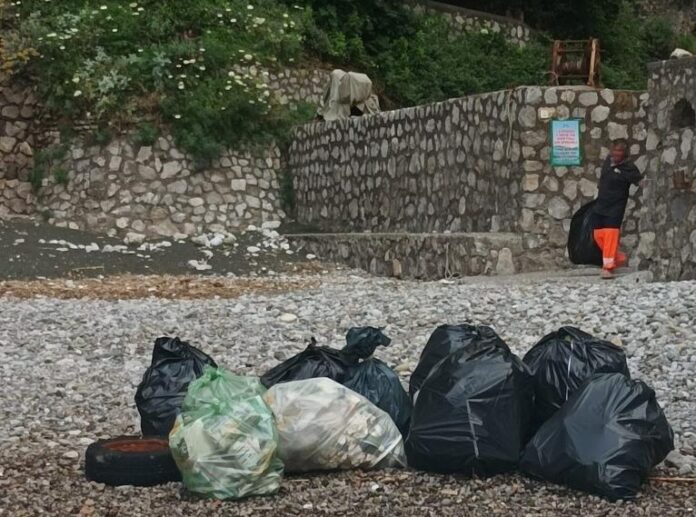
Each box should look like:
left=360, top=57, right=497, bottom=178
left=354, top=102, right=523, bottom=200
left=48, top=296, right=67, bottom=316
left=85, top=436, right=181, bottom=486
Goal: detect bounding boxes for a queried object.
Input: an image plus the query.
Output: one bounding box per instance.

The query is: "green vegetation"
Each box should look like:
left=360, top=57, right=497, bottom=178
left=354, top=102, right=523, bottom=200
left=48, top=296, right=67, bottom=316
left=1, top=0, right=694, bottom=163
left=27, top=143, right=69, bottom=191
left=456, top=0, right=696, bottom=90
left=2, top=0, right=311, bottom=163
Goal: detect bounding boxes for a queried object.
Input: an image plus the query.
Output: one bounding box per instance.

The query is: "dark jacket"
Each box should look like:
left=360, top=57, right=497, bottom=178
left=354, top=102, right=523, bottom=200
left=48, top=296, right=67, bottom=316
left=594, top=156, right=642, bottom=223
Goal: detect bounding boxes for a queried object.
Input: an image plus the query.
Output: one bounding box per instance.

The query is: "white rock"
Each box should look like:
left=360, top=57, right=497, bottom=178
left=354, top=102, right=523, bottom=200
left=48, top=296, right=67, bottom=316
left=261, top=220, right=282, bottom=230
left=278, top=313, right=298, bottom=323
left=208, top=235, right=224, bottom=247
left=187, top=259, right=212, bottom=271
left=124, top=232, right=146, bottom=245
left=191, top=235, right=211, bottom=247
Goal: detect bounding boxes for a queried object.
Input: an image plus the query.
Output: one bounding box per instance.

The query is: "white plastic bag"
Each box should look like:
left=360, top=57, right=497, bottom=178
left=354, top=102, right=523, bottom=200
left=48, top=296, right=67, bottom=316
left=263, top=377, right=406, bottom=473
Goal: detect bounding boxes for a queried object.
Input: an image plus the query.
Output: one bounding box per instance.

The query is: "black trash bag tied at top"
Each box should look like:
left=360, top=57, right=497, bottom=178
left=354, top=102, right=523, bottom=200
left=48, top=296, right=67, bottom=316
left=523, top=326, right=630, bottom=429
left=260, top=327, right=412, bottom=436
left=341, top=329, right=411, bottom=436
left=409, top=324, right=510, bottom=400
left=567, top=200, right=603, bottom=266
left=135, top=337, right=217, bottom=437
left=260, top=337, right=357, bottom=388
left=405, top=332, right=534, bottom=476
left=520, top=373, right=674, bottom=500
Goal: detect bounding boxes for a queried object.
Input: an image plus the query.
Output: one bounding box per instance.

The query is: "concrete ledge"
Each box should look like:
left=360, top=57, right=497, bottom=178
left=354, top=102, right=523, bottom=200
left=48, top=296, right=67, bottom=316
left=288, top=232, right=551, bottom=279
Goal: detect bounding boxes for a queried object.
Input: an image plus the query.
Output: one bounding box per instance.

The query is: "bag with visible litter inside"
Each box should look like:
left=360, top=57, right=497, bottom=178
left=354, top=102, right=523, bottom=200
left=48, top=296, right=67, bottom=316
left=169, top=367, right=283, bottom=500
left=523, top=326, right=630, bottom=429
left=343, top=357, right=412, bottom=436
left=520, top=373, right=674, bottom=500
left=261, top=327, right=411, bottom=435
left=263, top=377, right=406, bottom=473
left=135, top=337, right=217, bottom=437
left=409, top=324, right=510, bottom=400
left=405, top=338, right=533, bottom=476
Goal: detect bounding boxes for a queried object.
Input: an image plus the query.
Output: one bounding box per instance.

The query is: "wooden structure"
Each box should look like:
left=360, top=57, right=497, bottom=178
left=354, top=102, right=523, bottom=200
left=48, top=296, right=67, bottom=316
left=549, top=39, right=601, bottom=87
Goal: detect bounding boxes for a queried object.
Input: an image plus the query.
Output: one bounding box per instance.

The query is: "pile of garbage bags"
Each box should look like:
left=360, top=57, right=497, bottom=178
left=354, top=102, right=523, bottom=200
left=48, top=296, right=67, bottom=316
left=131, top=324, right=673, bottom=502
left=261, top=327, right=411, bottom=435
left=404, top=324, right=672, bottom=499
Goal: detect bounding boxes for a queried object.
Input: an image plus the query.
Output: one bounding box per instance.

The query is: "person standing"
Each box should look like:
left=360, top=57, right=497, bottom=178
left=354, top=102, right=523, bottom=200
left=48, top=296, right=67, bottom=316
left=593, top=139, right=643, bottom=279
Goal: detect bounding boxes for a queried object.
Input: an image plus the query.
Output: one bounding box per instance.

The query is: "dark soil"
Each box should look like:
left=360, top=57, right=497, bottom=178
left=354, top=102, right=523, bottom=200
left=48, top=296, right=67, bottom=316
left=0, top=218, right=317, bottom=280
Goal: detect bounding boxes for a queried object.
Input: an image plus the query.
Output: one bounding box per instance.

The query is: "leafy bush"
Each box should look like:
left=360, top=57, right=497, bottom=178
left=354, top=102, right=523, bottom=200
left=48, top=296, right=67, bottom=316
left=292, top=1, right=546, bottom=107
left=4, top=0, right=311, bottom=162
left=132, top=122, right=159, bottom=147
left=374, top=16, right=547, bottom=107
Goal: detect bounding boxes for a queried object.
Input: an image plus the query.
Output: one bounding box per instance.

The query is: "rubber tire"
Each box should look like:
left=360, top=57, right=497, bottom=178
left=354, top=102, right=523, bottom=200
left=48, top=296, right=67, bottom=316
left=85, top=436, right=181, bottom=487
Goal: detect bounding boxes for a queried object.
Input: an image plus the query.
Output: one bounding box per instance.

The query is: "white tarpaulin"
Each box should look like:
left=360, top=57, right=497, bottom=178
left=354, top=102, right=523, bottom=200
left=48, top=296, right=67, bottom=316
left=317, top=69, right=380, bottom=121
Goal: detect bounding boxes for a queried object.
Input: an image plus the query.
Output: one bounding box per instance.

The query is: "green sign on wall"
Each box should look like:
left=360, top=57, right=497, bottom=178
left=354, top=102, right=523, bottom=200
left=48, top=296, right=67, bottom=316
left=550, top=119, right=582, bottom=166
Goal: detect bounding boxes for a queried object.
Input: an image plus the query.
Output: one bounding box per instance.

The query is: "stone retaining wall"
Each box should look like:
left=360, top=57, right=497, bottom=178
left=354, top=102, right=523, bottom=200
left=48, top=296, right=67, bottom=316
left=0, top=67, right=330, bottom=236
left=291, top=90, right=521, bottom=235
left=291, top=232, right=526, bottom=279
left=637, top=57, right=696, bottom=280
left=415, top=1, right=531, bottom=46
left=291, top=85, right=648, bottom=268
left=1, top=131, right=285, bottom=239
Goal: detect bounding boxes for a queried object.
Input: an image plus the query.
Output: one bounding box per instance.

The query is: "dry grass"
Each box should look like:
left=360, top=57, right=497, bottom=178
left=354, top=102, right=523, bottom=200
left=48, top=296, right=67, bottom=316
left=0, top=274, right=321, bottom=300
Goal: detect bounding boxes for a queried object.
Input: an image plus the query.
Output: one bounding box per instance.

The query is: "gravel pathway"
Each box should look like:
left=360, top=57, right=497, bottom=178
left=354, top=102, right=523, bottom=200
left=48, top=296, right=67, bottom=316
left=0, top=272, right=694, bottom=516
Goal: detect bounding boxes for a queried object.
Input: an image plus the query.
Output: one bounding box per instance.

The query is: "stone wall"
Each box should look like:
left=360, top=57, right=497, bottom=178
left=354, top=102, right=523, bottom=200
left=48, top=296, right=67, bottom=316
left=0, top=67, right=330, bottom=237
left=291, top=90, right=521, bottom=235
left=517, top=87, right=648, bottom=266
left=265, top=67, right=328, bottom=106
left=636, top=57, right=696, bottom=280
left=291, top=85, right=648, bottom=268
left=415, top=1, right=531, bottom=46
left=1, top=132, right=285, bottom=239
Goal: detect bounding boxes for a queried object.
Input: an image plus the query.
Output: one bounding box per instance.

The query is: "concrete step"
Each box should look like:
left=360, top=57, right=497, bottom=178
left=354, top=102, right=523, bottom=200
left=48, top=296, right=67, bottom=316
left=287, top=232, right=547, bottom=280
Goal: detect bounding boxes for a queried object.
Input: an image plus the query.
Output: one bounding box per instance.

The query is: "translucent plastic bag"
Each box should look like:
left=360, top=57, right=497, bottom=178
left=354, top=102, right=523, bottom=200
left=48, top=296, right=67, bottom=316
left=264, top=378, right=406, bottom=473
left=169, top=368, right=283, bottom=500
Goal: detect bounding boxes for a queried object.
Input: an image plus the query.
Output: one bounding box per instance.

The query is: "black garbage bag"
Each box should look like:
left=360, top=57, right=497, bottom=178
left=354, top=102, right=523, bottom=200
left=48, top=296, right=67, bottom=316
left=343, top=357, right=412, bottom=436
left=341, top=327, right=412, bottom=435
left=523, top=326, right=630, bottom=428
left=261, top=327, right=411, bottom=434
left=405, top=340, right=533, bottom=476
left=568, top=200, right=602, bottom=266
left=260, top=327, right=390, bottom=389
left=260, top=337, right=354, bottom=388
left=135, top=337, right=217, bottom=437
left=409, top=324, right=509, bottom=400
left=520, top=373, right=674, bottom=500
left=343, top=326, right=392, bottom=361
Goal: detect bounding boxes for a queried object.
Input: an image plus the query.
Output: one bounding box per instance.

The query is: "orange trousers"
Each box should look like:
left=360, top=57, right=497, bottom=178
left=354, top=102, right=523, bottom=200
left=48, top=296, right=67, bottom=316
left=593, top=228, right=626, bottom=271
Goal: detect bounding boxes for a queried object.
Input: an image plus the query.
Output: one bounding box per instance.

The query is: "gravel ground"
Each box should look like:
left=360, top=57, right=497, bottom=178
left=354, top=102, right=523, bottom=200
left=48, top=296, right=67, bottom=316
left=0, top=272, right=695, bottom=516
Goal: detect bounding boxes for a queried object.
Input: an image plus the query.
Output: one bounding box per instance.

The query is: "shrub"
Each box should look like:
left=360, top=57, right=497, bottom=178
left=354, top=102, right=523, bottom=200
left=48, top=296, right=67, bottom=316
left=132, top=122, right=159, bottom=147
left=5, top=0, right=312, bottom=162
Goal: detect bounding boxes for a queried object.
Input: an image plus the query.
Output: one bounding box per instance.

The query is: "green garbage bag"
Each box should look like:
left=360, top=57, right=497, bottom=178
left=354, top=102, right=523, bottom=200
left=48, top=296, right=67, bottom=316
left=169, top=367, right=283, bottom=500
